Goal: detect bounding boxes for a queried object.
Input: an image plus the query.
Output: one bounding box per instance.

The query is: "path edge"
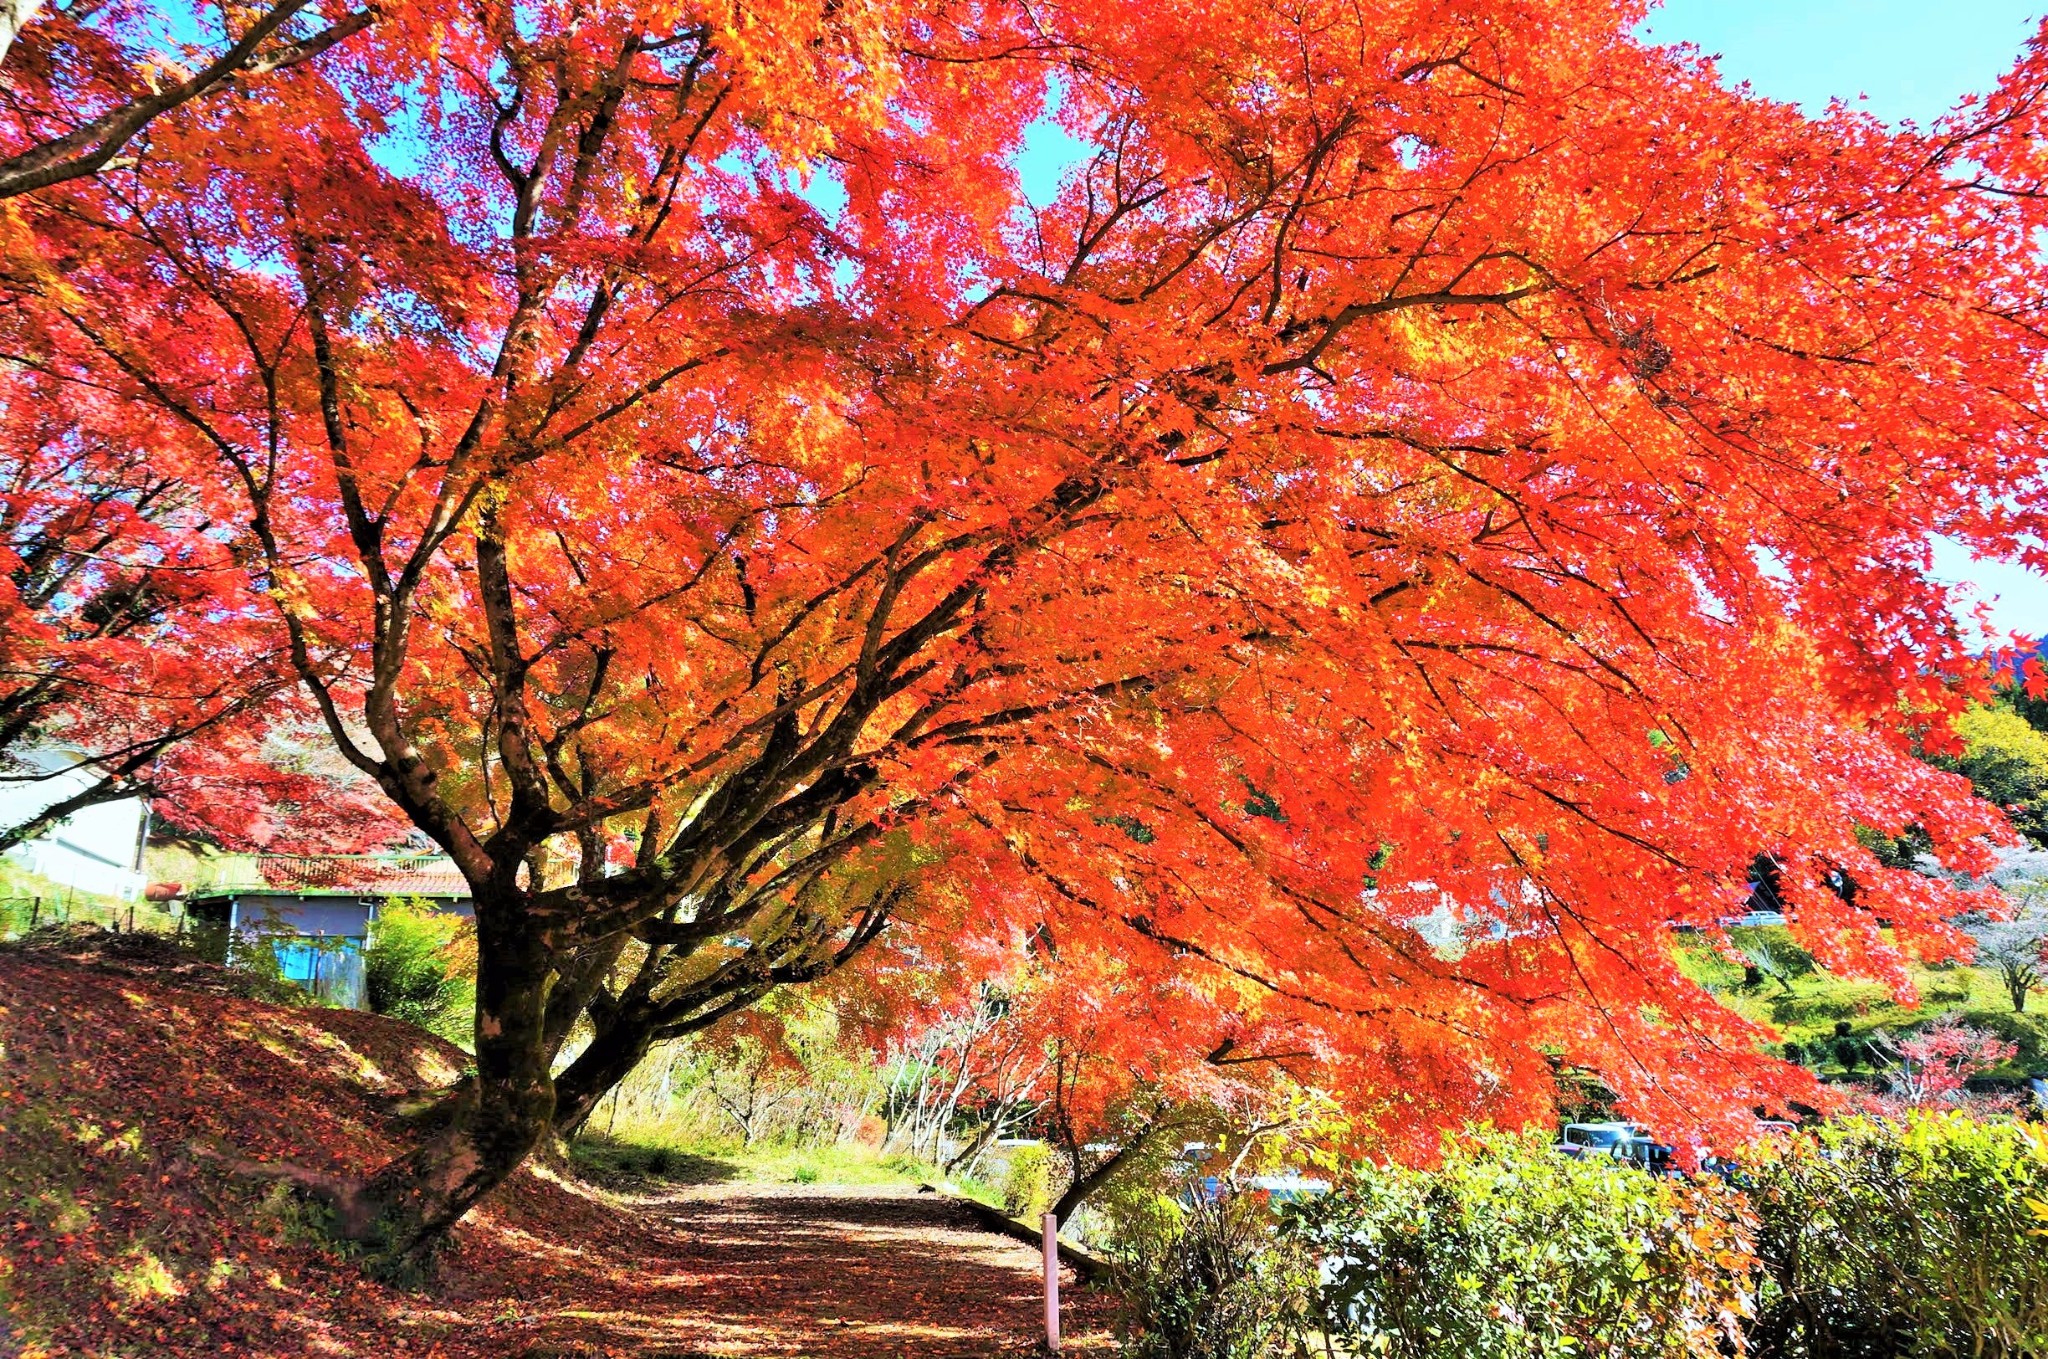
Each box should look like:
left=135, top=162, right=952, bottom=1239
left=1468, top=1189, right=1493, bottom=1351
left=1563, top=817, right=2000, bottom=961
left=917, top=1183, right=1113, bottom=1285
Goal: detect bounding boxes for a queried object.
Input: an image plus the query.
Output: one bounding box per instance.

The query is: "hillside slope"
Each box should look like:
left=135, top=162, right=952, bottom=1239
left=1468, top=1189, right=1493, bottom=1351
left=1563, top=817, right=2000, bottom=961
left=0, top=947, right=1109, bottom=1357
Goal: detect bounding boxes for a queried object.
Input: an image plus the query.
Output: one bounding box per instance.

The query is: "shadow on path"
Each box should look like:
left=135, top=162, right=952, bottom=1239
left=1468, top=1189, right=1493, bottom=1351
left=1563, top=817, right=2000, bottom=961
left=447, top=1182, right=1117, bottom=1358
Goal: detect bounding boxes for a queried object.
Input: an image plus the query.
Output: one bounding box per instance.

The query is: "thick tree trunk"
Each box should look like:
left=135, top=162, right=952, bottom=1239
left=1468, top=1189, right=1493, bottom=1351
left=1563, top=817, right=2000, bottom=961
left=1052, top=1140, right=1142, bottom=1223
left=541, top=934, right=630, bottom=1065
left=347, top=907, right=556, bottom=1268
left=1050, top=1112, right=1180, bottom=1223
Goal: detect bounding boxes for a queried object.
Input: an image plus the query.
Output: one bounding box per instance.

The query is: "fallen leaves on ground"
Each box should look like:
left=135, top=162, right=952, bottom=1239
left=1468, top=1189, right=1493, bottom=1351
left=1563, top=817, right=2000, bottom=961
left=0, top=952, right=1114, bottom=1356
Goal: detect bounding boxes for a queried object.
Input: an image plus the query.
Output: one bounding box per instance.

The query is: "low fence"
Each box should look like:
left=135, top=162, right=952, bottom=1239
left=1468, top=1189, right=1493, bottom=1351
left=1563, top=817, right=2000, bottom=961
left=0, top=895, right=57, bottom=936
left=0, top=897, right=366, bottom=1007
left=0, top=895, right=175, bottom=940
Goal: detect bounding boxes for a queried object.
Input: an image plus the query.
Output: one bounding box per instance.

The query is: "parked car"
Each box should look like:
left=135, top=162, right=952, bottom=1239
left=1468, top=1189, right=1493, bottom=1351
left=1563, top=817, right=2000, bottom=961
left=1553, top=1121, right=1644, bottom=1158
left=1184, top=1167, right=1330, bottom=1205
left=1609, top=1137, right=1682, bottom=1177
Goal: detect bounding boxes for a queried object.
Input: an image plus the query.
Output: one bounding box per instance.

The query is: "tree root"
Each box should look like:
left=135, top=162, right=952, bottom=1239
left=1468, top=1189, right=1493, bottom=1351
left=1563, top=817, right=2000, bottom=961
left=183, top=1141, right=451, bottom=1290
left=375, top=1077, right=474, bottom=1130
left=185, top=1142, right=384, bottom=1239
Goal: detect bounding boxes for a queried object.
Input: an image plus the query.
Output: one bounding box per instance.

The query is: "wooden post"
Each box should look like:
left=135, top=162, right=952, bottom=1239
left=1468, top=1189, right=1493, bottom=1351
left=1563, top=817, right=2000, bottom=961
left=1043, top=1210, right=1060, bottom=1352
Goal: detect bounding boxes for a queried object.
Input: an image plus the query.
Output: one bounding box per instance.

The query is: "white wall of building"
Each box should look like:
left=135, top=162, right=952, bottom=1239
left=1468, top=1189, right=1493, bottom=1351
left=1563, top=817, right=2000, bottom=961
left=0, top=750, right=147, bottom=901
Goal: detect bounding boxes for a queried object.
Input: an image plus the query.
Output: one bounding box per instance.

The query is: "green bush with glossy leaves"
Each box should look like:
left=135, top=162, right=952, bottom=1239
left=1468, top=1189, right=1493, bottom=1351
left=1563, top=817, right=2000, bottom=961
left=1112, top=1188, right=1317, bottom=1359
left=1281, top=1129, right=1754, bottom=1359
left=1744, top=1113, right=2048, bottom=1358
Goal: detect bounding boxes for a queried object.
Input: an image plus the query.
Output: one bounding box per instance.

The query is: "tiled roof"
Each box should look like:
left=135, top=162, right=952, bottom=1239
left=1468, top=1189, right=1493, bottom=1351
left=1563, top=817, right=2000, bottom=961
left=191, top=854, right=468, bottom=899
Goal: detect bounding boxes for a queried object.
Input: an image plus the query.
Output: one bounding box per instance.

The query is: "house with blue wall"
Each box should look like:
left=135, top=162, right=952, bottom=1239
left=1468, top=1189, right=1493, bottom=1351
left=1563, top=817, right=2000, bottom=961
left=180, top=853, right=470, bottom=1007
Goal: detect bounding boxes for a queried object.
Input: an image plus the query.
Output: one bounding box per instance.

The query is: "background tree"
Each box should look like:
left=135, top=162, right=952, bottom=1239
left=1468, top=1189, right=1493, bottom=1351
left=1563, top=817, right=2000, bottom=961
left=1921, top=845, right=2048, bottom=1013
left=15, top=0, right=2048, bottom=1264
left=1870, top=1016, right=2019, bottom=1107
left=699, top=1027, right=802, bottom=1149
left=876, top=985, right=1047, bottom=1173
left=1945, top=705, right=2048, bottom=849
left=1966, top=892, right=2048, bottom=1014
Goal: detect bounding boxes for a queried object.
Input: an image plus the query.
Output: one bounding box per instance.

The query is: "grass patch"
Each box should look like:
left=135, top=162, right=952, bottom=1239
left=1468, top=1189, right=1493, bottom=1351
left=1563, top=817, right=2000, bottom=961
left=570, top=1090, right=979, bottom=1192
left=734, top=1143, right=947, bottom=1187
left=564, top=1130, right=1007, bottom=1201
left=109, top=1248, right=183, bottom=1303
left=567, top=1136, right=744, bottom=1187
left=1678, top=930, right=2048, bottom=1078
left=944, top=1172, right=1007, bottom=1211
left=27, top=1186, right=93, bottom=1235
left=1764, top=983, right=1897, bottom=1028
left=0, top=859, right=165, bottom=938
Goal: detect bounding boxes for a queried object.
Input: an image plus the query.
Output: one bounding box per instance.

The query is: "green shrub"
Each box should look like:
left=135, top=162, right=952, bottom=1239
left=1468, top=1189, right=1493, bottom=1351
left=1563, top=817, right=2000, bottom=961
left=1112, top=1189, right=1314, bottom=1359
left=1744, top=1113, right=2048, bottom=1357
left=363, top=897, right=473, bottom=1042
left=565, top=1134, right=739, bottom=1186
left=1002, top=1142, right=1052, bottom=1220
left=1284, top=1129, right=1754, bottom=1359
left=1766, top=983, right=1893, bottom=1027
left=1095, top=1169, right=1185, bottom=1260
left=221, top=919, right=313, bottom=1006
left=1953, top=1007, right=2048, bottom=1073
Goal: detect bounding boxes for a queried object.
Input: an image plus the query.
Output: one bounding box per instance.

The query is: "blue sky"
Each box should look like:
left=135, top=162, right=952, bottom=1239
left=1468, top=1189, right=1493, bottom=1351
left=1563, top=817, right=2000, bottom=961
left=1643, top=1, right=2040, bottom=128
left=1642, top=1, right=2047, bottom=641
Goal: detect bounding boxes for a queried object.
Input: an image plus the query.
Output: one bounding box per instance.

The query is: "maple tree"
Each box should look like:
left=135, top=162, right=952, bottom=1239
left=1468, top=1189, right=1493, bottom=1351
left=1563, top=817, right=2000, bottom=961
left=1872, top=1017, right=2020, bottom=1109
left=853, top=930, right=1288, bottom=1213
left=1037, top=1035, right=1258, bottom=1224
left=879, top=984, right=1050, bottom=1174
left=11, top=0, right=2048, bottom=1265
left=0, top=0, right=374, bottom=199
left=0, top=360, right=392, bottom=856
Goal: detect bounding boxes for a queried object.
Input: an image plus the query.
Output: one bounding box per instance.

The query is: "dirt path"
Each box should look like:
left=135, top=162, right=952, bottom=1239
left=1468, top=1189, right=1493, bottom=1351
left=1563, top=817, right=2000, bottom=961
left=443, top=1181, right=1119, bottom=1358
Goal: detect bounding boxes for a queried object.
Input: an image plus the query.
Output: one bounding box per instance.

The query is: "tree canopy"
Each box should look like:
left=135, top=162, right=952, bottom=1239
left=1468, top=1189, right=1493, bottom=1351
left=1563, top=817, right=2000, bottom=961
left=0, top=337, right=390, bottom=853
left=7, top=0, right=2048, bottom=1256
